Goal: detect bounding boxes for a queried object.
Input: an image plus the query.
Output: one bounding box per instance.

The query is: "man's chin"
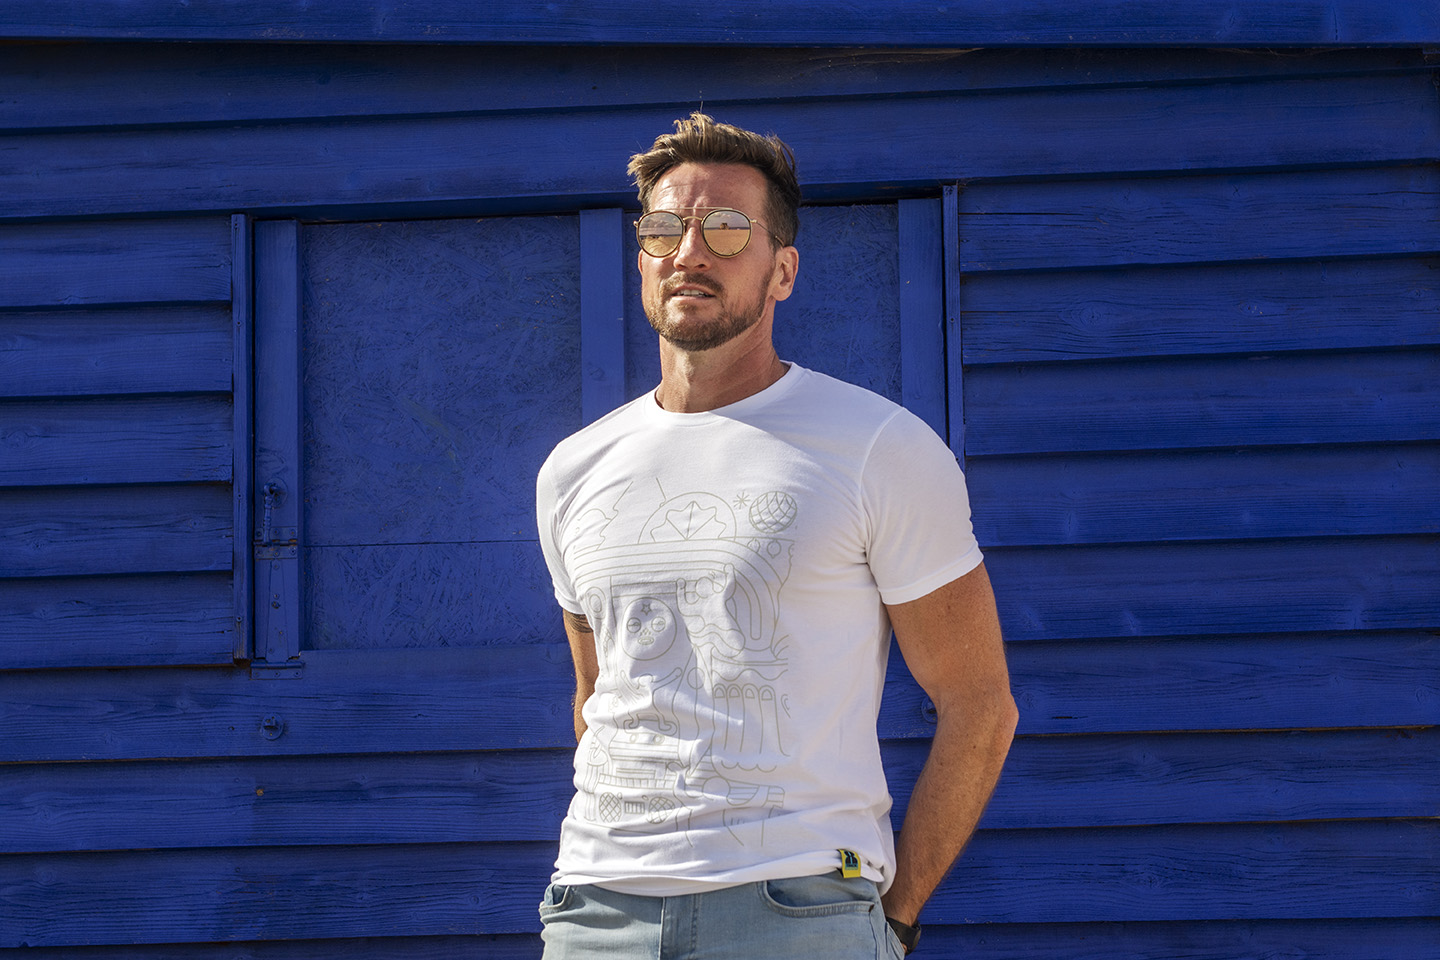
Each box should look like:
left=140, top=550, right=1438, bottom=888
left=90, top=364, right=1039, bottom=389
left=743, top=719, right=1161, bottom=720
left=650, top=311, right=759, bottom=353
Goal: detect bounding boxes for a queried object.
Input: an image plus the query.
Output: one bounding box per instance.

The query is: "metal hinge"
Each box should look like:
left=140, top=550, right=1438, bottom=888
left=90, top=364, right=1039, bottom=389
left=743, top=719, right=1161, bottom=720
left=254, top=480, right=298, bottom=559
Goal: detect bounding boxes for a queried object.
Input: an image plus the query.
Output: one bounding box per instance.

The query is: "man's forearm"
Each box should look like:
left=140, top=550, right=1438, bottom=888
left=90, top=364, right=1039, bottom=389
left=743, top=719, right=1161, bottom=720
left=880, top=693, right=1017, bottom=927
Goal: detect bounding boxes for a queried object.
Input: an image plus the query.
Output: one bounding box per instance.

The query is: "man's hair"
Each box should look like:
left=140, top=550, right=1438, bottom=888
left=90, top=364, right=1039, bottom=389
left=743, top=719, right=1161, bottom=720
left=628, top=112, right=800, bottom=248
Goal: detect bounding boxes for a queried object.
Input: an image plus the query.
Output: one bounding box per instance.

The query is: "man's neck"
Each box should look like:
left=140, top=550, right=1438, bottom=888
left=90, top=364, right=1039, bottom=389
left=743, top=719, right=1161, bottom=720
left=654, top=336, right=788, bottom=413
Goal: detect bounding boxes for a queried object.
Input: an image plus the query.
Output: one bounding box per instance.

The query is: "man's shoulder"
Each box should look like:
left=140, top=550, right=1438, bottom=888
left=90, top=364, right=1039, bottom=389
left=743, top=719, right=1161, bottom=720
left=539, top=393, right=650, bottom=485
left=782, top=366, right=913, bottom=433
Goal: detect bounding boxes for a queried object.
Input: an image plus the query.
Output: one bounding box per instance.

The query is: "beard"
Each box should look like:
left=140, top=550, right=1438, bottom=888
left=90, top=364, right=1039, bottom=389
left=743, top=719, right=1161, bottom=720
left=643, top=273, right=767, bottom=352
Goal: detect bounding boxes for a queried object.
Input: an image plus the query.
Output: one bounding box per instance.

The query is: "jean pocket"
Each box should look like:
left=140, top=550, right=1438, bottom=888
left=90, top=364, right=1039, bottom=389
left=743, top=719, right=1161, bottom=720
left=758, top=875, right=877, bottom=918
left=538, top=882, right=574, bottom=916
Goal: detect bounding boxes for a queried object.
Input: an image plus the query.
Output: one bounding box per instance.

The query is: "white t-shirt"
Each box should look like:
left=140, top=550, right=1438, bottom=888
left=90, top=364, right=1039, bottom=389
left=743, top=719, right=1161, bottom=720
left=535, top=363, right=983, bottom=895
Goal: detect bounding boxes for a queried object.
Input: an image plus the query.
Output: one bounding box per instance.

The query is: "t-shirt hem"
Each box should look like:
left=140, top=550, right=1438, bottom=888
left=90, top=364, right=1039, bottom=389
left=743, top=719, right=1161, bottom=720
left=877, top=545, right=984, bottom=606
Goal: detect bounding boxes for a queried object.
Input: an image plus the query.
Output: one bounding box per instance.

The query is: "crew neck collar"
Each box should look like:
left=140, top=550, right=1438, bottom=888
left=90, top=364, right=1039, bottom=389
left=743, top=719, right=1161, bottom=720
left=644, top=362, right=802, bottom=423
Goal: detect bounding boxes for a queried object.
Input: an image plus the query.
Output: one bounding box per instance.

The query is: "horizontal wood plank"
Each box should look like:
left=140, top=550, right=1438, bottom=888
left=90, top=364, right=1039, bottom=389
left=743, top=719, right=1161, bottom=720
left=0, top=305, right=231, bottom=399
left=1, top=822, right=1435, bottom=945
left=0, top=484, right=232, bottom=578
left=983, top=536, right=1440, bottom=640
left=959, top=165, right=1440, bottom=273
left=3, top=0, right=1437, bottom=46
left=968, top=443, right=1440, bottom=546
left=0, top=574, right=235, bottom=670
left=5, top=629, right=1435, bottom=762
left=1, top=936, right=542, bottom=960
left=960, top=256, right=1440, bottom=364
left=0, top=220, right=231, bottom=307
left=4, top=75, right=1438, bottom=220
left=964, top=349, right=1440, bottom=456
left=881, top=630, right=1440, bottom=736
left=0, top=396, right=232, bottom=487
left=2, top=47, right=1429, bottom=132
left=4, top=728, right=1435, bottom=855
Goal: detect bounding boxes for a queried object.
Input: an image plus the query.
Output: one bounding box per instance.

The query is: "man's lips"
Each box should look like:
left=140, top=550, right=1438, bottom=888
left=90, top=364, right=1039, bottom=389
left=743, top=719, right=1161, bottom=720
left=663, top=277, right=720, bottom=300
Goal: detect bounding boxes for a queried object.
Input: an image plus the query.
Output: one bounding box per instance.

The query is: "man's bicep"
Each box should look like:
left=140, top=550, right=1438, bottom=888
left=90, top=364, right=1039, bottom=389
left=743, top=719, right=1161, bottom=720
left=561, top=607, right=600, bottom=685
left=884, top=563, right=1010, bottom=708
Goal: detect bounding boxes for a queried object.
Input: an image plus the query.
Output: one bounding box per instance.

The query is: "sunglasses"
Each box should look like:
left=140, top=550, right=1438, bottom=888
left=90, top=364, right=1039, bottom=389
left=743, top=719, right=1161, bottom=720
left=634, top=208, right=775, bottom=258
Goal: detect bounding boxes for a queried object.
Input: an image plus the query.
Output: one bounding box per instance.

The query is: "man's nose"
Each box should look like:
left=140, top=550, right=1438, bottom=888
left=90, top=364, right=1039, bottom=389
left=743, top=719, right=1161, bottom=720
left=671, top=219, right=712, bottom=268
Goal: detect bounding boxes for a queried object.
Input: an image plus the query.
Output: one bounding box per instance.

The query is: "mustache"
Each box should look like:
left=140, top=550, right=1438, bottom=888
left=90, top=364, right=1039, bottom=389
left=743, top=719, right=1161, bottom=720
left=661, top=274, right=723, bottom=298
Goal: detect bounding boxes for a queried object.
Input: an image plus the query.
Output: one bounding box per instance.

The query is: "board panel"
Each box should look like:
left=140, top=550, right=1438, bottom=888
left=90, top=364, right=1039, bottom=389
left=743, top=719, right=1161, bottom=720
left=1, top=822, right=1434, bottom=945
left=0, top=396, right=232, bottom=487
left=300, top=216, right=580, bottom=548
left=960, top=256, right=1440, bottom=364
left=2, top=47, right=1427, bottom=131
left=983, top=536, right=1439, bottom=640
left=0, top=220, right=231, bottom=306
left=0, top=484, right=231, bottom=578
left=967, top=443, right=1440, bottom=547
left=5, top=728, right=1434, bottom=855
left=0, top=305, right=232, bottom=399
left=964, top=349, right=1440, bottom=456
left=2, top=0, right=1437, bottom=46
left=5, top=74, right=1438, bottom=220
left=0, top=573, right=235, bottom=670
left=303, top=541, right=555, bottom=649
left=4, top=936, right=542, bottom=960
left=959, top=165, right=1440, bottom=273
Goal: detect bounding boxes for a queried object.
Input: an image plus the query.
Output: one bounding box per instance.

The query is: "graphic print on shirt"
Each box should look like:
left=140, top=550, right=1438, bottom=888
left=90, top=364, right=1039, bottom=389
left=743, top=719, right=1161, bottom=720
left=567, top=482, right=798, bottom=845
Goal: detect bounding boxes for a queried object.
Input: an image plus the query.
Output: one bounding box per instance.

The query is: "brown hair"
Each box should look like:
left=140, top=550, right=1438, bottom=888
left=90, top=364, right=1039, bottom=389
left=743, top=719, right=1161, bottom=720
left=628, top=112, right=800, bottom=248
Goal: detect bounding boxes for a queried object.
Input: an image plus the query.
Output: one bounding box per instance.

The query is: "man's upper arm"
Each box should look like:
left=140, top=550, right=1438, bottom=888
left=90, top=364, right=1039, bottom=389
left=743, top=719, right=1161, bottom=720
left=562, top=607, right=599, bottom=687
left=884, top=563, right=1012, bottom=714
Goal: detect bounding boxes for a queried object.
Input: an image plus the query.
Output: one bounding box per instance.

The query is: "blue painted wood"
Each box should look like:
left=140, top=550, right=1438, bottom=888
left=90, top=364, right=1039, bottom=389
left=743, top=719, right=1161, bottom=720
left=0, top=485, right=231, bottom=578
left=579, top=208, right=626, bottom=422
left=304, top=541, right=555, bottom=649
left=0, top=574, right=234, bottom=670
left=5, top=628, right=1434, bottom=762
left=882, top=631, right=1440, bottom=736
left=943, top=184, right=964, bottom=457
left=1, top=822, right=1434, bottom=945
left=964, top=349, right=1440, bottom=456
left=984, top=536, right=1440, bottom=641
left=2, top=0, right=1437, bottom=46
left=960, top=256, right=1440, bottom=364
left=959, top=165, right=1440, bottom=273
left=253, top=220, right=303, bottom=666
left=6, top=935, right=543, bottom=960
left=6, top=728, right=1434, bottom=855
left=0, top=396, right=232, bottom=487
left=233, top=214, right=253, bottom=663
left=968, top=444, right=1440, bottom=546
left=6, top=74, right=1438, bottom=221
left=0, top=306, right=232, bottom=399
left=299, top=216, right=581, bottom=550
left=897, top=197, right=946, bottom=437
left=0, top=220, right=231, bottom=306
left=4, top=47, right=1429, bottom=133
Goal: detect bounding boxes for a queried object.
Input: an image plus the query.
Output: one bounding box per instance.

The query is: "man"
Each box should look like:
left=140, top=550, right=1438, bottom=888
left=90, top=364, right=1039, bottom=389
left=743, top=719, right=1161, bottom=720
left=535, top=113, right=1017, bottom=958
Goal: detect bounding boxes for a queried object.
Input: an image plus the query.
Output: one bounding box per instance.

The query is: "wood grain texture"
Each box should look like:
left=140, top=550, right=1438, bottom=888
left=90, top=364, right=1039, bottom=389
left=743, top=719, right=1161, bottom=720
left=6, top=728, right=1434, bottom=855
left=984, top=536, right=1440, bottom=640
left=959, top=165, right=1440, bottom=273
left=6, top=74, right=1438, bottom=220
left=0, top=396, right=232, bottom=487
left=3, top=0, right=1437, bottom=45
left=3, top=46, right=1428, bottom=132
left=579, top=209, right=626, bottom=424
left=1, top=936, right=542, bottom=960
left=303, top=541, right=555, bottom=649
left=0, top=574, right=234, bottom=670
left=960, top=256, right=1440, bottom=364
left=964, top=348, right=1440, bottom=456
left=300, top=216, right=580, bottom=547
left=0, top=305, right=232, bottom=399
left=968, top=443, right=1440, bottom=546
left=0, top=484, right=231, bottom=578
left=882, top=630, right=1440, bottom=736
left=898, top=197, right=947, bottom=436
left=0, top=220, right=231, bottom=306
left=1, top=822, right=1434, bottom=945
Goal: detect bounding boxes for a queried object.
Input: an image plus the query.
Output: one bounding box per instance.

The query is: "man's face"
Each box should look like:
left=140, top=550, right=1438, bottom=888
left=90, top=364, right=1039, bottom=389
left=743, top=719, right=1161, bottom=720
left=639, top=162, right=795, bottom=353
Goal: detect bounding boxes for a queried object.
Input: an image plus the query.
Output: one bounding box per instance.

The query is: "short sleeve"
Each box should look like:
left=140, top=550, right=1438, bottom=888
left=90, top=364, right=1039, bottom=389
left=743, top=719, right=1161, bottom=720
left=861, top=408, right=984, bottom=605
left=535, top=456, right=584, bottom=614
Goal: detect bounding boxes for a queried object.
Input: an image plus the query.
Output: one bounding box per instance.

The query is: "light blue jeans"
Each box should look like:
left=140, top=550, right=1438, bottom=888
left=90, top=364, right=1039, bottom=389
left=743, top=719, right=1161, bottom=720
left=539, top=873, right=906, bottom=959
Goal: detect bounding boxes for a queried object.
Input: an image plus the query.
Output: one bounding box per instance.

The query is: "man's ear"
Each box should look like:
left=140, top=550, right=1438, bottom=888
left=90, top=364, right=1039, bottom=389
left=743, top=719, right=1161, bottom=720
left=769, top=246, right=800, bottom=303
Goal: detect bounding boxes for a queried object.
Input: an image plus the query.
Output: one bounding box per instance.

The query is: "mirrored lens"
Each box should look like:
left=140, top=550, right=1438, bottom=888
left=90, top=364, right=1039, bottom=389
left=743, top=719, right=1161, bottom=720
left=702, top=209, right=752, bottom=256
left=636, top=211, right=684, bottom=256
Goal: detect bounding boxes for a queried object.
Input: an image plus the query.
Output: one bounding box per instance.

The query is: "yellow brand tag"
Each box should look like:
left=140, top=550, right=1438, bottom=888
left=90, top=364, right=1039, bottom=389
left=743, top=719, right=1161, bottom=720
left=838, top=848, right=862, bottom=878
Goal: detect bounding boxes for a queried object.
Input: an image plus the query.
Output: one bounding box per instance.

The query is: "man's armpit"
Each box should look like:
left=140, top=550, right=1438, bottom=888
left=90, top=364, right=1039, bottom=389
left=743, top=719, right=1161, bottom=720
left=563, top=609, right=594, bottom=634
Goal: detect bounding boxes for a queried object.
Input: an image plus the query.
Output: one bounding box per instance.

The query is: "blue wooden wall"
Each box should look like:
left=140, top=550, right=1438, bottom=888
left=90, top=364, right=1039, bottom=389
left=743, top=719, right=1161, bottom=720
left=1, top=23, right=1437, bottom=959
